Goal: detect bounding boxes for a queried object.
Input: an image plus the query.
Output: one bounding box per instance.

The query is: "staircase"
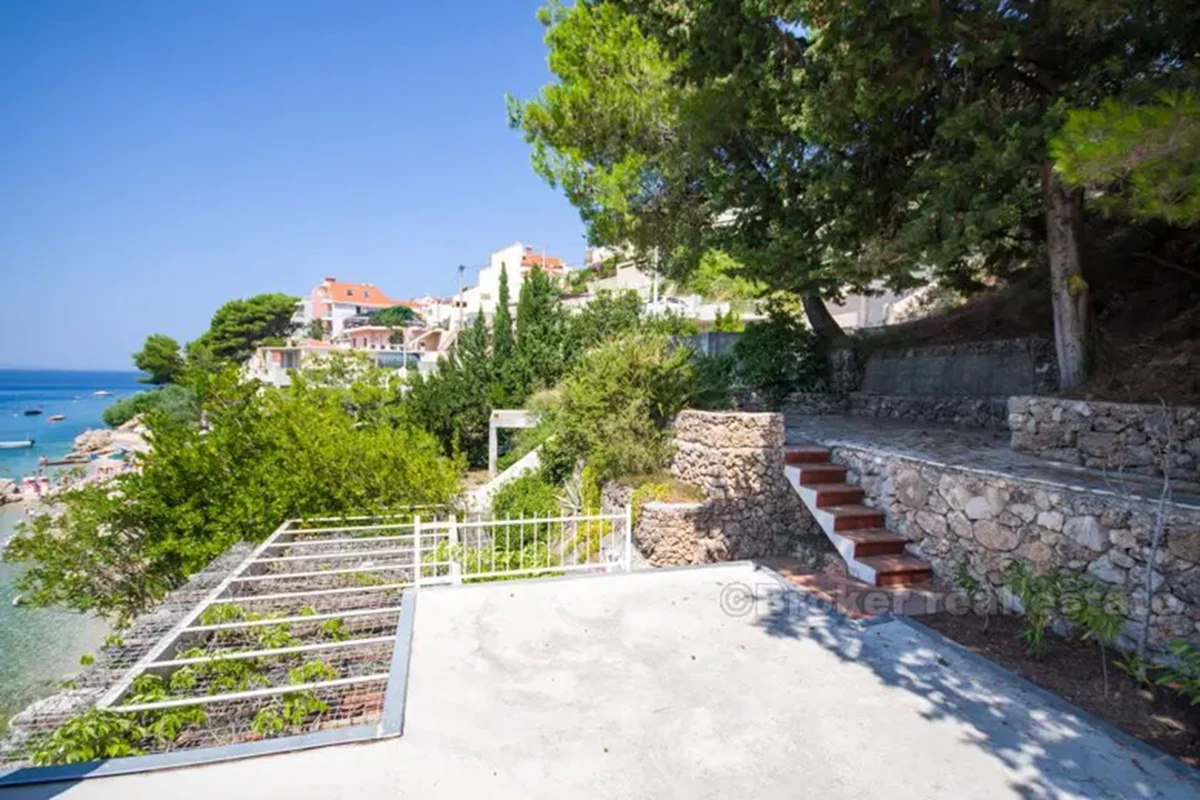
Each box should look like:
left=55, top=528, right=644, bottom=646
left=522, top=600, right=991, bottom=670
left=784, top=445, right=932, bottom=588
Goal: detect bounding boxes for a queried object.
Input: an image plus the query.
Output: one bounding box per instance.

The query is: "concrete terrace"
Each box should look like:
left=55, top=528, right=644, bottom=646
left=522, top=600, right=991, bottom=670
left=8, top=563, right=1197, bottom=799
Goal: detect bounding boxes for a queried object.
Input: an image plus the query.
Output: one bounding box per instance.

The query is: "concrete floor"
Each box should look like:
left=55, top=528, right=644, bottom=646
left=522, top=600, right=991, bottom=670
left=5, top=563, right=1197, bottom=799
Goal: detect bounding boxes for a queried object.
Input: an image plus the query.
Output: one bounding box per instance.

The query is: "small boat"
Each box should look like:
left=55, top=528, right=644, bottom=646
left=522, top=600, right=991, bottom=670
left=0, top=439, right=34, bottom=449
left=93, top=390, right=112, bottom=397
left=48, top=414, right=66, bottom=422
left=23, top=408, right=42, bottom=416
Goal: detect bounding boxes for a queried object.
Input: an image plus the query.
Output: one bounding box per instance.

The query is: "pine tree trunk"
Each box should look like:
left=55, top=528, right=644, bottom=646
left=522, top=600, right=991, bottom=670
left=801, top=294, right=846, bottom=342
left=1041, top=162, right=1090, bottom=389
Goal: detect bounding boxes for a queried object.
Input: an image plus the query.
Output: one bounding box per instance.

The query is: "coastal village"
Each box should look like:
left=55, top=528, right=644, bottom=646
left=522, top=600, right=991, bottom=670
left=3, top=3, right=1200, bottom=798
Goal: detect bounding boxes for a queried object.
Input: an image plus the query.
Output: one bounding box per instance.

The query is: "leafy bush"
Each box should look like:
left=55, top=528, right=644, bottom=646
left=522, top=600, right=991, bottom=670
left=733, top=300, right=827, bottom=409
left=6, top=368, right=462, bottom=621
left=1004, top=562, right=1063, bottom=657
left=1157, top=640, right=1200, bottom=705
left=538, top=332, right=696, bottom=484
left=690, top=353, right=736, bottom=411
left=492, top=472, right=560, bottom=519
left=102, top=384, right=199, bottom=428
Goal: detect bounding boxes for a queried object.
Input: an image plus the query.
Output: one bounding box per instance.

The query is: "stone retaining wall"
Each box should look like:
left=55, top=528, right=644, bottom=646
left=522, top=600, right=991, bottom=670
left=602, top=411, right=826, bottom=567
left=1009, top=396, right=1200, bottom=481
left=827, top=444, right=1200, bottom=653
left=784, top=391, right=1009, bottom=430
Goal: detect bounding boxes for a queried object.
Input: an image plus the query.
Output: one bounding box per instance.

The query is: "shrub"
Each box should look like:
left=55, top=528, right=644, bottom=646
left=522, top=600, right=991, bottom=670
left=538, top=332, right=695, bottom=484
left=1004, top=562, right=1063, bottom=657
left=733, top=299, right=826, bottom=409
left=492, top=472, right=560, bottom=519
left=690, top=353, right=737, bottom=411
left=6, top=368, right=462, bottom=621
left=102, top=384, right=199, bottom=428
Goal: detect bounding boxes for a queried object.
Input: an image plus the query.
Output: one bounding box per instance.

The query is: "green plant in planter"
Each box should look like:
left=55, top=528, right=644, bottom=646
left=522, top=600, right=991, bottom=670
left=1061, top=574, right=1126, bottom=695
left=1156, top=640, right=1200, bottom=705
left=1004, top=562, right=1063, bottom=657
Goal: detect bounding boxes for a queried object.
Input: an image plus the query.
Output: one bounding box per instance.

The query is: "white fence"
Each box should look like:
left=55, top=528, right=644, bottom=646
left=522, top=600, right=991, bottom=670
left=95, top=508, right=634, bottom=715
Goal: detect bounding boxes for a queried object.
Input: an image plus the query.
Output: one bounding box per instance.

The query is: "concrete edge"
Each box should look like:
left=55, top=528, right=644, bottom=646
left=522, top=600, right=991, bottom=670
left=0, top=723, right=382, bottom=788
left=0, top=593, right=424, bottom=788
left=378, top=590, right=417, bottom=736
left=892, top=615, right=1200, bottom=785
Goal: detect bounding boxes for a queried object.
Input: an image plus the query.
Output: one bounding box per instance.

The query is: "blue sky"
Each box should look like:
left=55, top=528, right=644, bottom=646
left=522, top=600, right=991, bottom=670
left=0, top=0, right=585, bottom=370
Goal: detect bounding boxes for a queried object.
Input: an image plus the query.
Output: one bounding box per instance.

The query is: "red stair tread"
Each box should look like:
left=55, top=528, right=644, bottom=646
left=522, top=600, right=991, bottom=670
left=839, top=528, right=907, bottom=544
left=823, top=504, right=885, bottom=532
left=785, top=445, right=831, bottom=464
left=812, top=483, right=865, bottom=506
left=796, top=465, right=847, bottom=485
left=859, top=554, right=932, bottom=586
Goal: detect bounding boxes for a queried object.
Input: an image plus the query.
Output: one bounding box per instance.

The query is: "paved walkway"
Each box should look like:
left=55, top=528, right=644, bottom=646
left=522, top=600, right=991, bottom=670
left=8, top=564, right=1196, bottom=799
left=786, top=415, right=1200, bottom=508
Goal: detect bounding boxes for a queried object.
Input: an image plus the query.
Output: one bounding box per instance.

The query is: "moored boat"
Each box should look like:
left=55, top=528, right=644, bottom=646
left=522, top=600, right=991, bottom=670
left=48, top=414, right=66, bottom=422
left=0, top=439, right=35, bottom=449
left=23, top=408, right=42, bottom=416
left=93, top=390, right=112, bottom=397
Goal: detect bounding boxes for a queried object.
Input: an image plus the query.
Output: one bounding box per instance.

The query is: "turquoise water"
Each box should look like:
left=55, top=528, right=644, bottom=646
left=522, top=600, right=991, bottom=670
left=0, top=369, right=144, bottom=482
left=0, top=370, right=143, bottom=729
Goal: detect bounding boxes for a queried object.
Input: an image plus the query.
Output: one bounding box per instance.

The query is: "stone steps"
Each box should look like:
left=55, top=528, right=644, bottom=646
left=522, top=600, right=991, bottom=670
left=784, top=445, right=933, bottom=588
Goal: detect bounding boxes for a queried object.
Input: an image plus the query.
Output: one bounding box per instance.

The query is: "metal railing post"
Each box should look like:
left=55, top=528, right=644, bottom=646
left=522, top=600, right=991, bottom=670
left=413, top=515, right=422, bottom=588
left=624, top=503, right=633, bottom=573
left=449, top=513, right=462, bottom=584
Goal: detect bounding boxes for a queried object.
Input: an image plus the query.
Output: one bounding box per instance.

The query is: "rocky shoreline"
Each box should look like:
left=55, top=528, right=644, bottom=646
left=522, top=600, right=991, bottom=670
left=0, top=418, right=149, bottom=509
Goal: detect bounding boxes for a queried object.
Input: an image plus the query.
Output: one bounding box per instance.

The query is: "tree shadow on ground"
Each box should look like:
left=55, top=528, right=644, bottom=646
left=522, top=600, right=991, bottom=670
left=743, top=564, right=1199, bottom=800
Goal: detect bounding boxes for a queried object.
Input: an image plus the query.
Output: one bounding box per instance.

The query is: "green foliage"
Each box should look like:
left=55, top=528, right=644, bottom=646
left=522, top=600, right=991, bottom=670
left=492, top=265, right=516, bottom=402
left=133, top=334, right=184, bottom=385
left=306, top=320, right=327, bottom=341
left=629, top=476, right=705, bottom=527
left=192, top=293, right=299, bottom=364
left=680, top=251, right=760, bottom=302
left=1156, top=641, right=1200, bottom=705
left=1053, top=90, right=1200, bottom=225
left=711, top=307, right=743, bottom=334
left=513, top=266, right=568, bottom=395
left=513, top=0, right=1200, bottom=352
left=566, top=290, right=642, bottom=353
left=101, top=384, right=199, bottom=429
left=371, top=305, right=420, bottom=327
left=5, top=369, right=461, bottom=620
left=689, top=354, right=736, bottom=411
left=538, top=331, right=696, bottom=484
left=1061, top=574, right=1127, bottom=694
left=1004, top=563, right=1064, bottom=658
left=405, top=311, right=493, bottom=467
left=31, top=674, right=207, bottom=765
left=492, top=473, right=561, bottom=519
left=733, top=301, right=826, bottom=409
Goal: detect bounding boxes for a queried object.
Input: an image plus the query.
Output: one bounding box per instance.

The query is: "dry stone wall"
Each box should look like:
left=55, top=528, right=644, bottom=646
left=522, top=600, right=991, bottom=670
left=1009, top=396, right=1200, bottom=482
left=602, top=411, right=825, bottom=567
left=827, top=444, right=1200, bottom=653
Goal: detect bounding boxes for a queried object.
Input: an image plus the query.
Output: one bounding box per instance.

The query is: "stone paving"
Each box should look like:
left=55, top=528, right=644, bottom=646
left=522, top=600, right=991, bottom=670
left=787, top=415, right=1200, bottom=508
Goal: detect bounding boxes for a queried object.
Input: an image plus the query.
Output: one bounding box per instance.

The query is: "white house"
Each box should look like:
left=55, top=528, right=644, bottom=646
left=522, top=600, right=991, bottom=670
left=458, top=242, right=568, bottom=317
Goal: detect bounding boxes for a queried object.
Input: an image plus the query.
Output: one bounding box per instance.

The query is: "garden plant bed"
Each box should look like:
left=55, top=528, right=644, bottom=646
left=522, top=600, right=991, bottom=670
left=920, top=611, right=1200, bottom=767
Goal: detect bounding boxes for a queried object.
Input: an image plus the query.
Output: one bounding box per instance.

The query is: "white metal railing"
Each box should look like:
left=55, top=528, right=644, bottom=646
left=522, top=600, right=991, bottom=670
left=96, top=507, right=633, bottom=713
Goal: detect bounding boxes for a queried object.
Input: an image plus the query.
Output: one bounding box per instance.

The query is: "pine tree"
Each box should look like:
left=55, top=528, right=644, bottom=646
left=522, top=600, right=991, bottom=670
left=491, top=265, right=516, bottom=404
left=513, top=266, right=566, bottom=397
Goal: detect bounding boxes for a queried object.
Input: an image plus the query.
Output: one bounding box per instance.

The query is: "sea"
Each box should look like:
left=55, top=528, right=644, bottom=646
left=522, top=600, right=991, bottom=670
left=0, top=369, right=144, bottom=730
